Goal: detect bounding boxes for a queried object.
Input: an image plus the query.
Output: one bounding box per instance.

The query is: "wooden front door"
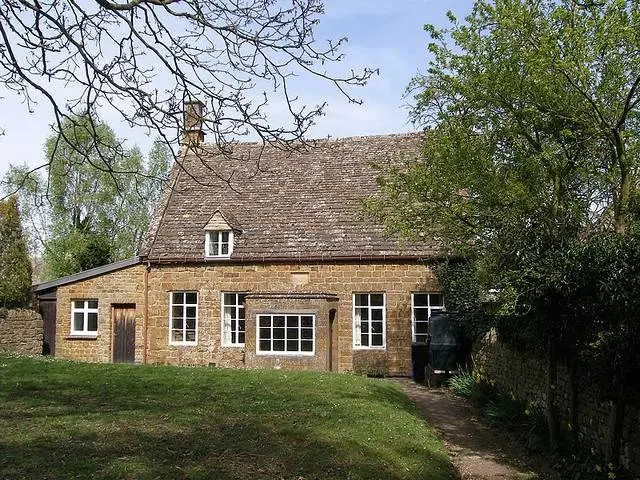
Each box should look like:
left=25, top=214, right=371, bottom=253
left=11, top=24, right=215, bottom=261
left=39, top=300, right=56, bottom=355
left=112, top=305, right=136, bottom=363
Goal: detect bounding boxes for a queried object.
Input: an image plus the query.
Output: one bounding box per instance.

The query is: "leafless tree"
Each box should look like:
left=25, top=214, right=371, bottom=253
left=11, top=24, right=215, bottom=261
left=0, top=0, right=376, bottom=186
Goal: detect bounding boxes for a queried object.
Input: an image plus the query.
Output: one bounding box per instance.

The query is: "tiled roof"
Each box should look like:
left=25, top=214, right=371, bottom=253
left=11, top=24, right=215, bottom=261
left=142, top=132, right=440, bottom=261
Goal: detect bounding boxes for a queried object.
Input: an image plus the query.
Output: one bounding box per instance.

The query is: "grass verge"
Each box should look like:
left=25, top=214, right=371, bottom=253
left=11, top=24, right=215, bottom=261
left=0, top=353, right=454, bottom=480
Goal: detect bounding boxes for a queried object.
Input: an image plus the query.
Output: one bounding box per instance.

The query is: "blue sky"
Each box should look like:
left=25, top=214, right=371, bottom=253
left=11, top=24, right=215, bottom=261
left=0, top=0, right=475, bottom=179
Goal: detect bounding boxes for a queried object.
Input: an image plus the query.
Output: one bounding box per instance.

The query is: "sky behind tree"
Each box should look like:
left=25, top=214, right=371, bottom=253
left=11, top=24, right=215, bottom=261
left=0, top=0, right=474, bottom=179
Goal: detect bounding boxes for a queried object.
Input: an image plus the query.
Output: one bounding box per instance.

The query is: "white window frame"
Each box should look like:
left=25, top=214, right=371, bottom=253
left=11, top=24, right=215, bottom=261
left=256, top=313, right=315, bottom=356
left=352, top=293, right=386, bottom=350
left=221, top=292, right=247, bottom=347
left=169, top=291, right=198, bottom=346
left=205, top=230, right=233, bottom=258
left=412, top=292, right=445, bottom=343
left=71, top=299, right=99, bottom=336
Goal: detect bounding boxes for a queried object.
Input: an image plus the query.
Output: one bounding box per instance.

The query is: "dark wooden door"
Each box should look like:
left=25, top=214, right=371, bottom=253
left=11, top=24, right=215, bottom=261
left=39, top=300, right=56, bottom=355
left=113, top=305, right=136, bottom=363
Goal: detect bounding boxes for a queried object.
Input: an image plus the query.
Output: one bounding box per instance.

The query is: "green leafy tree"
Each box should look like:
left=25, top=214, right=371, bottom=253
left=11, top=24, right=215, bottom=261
left=3, top=115, right=170, bottom=279
left=368, top=0, right=640, bottom=455
left=0, top=196, right=33, bottom=308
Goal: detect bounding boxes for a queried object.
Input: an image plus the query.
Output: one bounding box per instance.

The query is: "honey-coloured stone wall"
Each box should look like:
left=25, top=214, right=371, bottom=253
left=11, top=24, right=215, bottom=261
left=0, top=309, right=42, bottom=355
left=53, top=260, right=441, bottom=375
left=55, top=265, right=146, bottom=363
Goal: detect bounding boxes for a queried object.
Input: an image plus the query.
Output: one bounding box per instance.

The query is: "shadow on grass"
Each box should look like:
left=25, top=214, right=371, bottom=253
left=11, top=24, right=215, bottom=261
left=0, top=358, right=454, bottom=480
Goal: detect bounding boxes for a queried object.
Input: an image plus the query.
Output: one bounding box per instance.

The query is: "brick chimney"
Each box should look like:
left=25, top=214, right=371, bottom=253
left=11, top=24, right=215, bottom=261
left=182, top=99, right=205, bottom=146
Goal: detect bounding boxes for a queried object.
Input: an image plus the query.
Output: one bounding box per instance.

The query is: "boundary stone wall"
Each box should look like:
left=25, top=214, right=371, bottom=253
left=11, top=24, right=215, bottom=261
left=0, top=309, right=43, bottom=355
left=474, top=330, right=640, bottom=476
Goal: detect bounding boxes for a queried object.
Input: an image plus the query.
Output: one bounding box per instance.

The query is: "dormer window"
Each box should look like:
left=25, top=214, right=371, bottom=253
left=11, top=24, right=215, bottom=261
left=206, top=230, right=233, bottom=257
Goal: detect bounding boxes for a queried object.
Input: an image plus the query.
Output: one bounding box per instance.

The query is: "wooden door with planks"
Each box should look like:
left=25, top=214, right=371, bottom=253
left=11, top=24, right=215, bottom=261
left=112, top=304, right=136, bottom=363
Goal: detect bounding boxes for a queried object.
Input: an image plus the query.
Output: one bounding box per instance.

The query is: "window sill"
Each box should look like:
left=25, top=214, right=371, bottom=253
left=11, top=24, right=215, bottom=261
left=204, top=255, right=232, bottom=260
left=256, top=351, right=315, bottom=357
left=169, top=342, right=198, bottom=347
left=352, top=346, right=387, bottom=351
left=221, top=344, right=245, bottom=348
left=66, top=334, right=99, bottom=340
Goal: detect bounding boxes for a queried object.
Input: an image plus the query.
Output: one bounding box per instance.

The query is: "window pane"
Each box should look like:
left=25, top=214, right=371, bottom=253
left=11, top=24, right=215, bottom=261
left=273, top=327, right=285, bottom=340
left=221, top=244, right=229, bottom=255
left=172, top=306, right=183, bottom=319
left=186, top=318, right=196, bottom=330
left=371, top=321, right=383, bottom=333
left=360, top=322, right=369, bottom=334
left=74, top=300, right=85, bottom=309
left=273, top=316, right=285, bottom=328
left=287, top=327, right=299, bottom=339
left=172, top=330, right=183, bottom=342
left=186, top=306, right=196, bottom=318
left=238, top=332, right=245, bottom=344
left=185, top=292, right=197, bottom=304
left=371, top=334, right=383, bottom=346
left=301, top=328, right=313, bottom=340
left=185, top=330, right=196, bottom=342
left=224, top=293, right=236, bottom=305
left=301, top=340, right=313, bottom=352
left=371, top=294, right=384, bottom=306
left=237, top=294, right=247, bottom=305
left=88, top=300, right=98, bottom=309
left=259, top=340, right=271, bottom=351
left=259, top=328, right=271, bottom=340
left=415, top=333, right=429, bottom=343
left=286, top=316, right=299, bottom=328
left=221, top=231, right=229, bottom=242
left=415, top=322, right=429, bottom=334
left=231, top=331, right=236, bottom=344
left=355, top=294, right=368, bottom=307
left=224, top=307, right=236, bottom=320
left=172, top=318, right=184, bottom=329
left=414, top=309, right=430, bottom=321
left=360, top=333, right=369, bottom=346
left=87, top=313, right=98, bottom=331
left=238, top=319, right=245, bottom=333
left=259, top=316, right=271, bottom=328
left=301, top=316, right=313, bottom=328
left=172, top=292, right=184, bottom=304
left=358, top=308, right=369, bottom=322
left=413, top=294, right=429, bottom=307
left=273, top=340, right=285, bottom=351
left=74, top=312, right=84, bottom=331
left=286, top=340, right=299, bottom=351
left=371, top=309, right=383, bottom=321
left=429, top=293, right=444, bottom=306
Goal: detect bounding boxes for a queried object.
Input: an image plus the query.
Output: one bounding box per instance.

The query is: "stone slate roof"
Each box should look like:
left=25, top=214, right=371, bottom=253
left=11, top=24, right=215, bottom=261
left=142, top=132, right=440, bottom=262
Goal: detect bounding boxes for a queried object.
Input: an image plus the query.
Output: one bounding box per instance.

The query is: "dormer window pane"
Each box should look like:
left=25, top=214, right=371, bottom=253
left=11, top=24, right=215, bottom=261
left=206, top=230, right=234, bottom=257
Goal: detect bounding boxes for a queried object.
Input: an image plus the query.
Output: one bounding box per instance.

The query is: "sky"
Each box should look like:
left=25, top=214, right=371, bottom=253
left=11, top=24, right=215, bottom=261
left=0, top=0, right=475, bottom=180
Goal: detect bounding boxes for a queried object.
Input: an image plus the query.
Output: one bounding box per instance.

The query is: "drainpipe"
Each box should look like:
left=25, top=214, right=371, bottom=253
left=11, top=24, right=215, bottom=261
left=143, top=262, right=150, bottom=364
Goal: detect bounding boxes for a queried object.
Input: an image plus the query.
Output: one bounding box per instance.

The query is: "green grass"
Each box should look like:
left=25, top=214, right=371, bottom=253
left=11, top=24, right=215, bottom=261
left=0, top=354, right=454, bottom=480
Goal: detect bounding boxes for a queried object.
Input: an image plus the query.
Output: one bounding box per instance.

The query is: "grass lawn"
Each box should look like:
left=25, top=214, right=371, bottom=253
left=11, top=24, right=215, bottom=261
left=0, top=354, right=454, bottom=480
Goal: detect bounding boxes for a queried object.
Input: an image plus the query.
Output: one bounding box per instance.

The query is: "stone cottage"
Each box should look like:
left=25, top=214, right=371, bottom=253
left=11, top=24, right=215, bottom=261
left=34, top=115, right=445, bottom=374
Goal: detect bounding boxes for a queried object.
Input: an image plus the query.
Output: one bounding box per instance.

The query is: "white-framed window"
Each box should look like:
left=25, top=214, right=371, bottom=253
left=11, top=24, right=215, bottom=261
left=256, top=314, right=315, bottom=355
left=169, top=291, right=198, bottom=345
left=71, top=299, right=98, bottom=336
left=205, top=230, right=233, bottom=257
left=221, top=293, right=246, bottom=346
left=353, top=293, right=386, bottom=349
left=412, top=293, right=445, bottom=343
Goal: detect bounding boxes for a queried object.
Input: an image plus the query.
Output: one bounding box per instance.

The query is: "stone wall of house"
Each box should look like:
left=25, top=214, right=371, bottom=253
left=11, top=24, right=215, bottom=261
left=143, top=261, right=440, bottom=374
left=55, top=265, right=147, bottom=363
left=0, top=309, right=43, bottom=355
left=54, top=260, right=440, bottom=374
left=474, top=331, right=640, bottom=476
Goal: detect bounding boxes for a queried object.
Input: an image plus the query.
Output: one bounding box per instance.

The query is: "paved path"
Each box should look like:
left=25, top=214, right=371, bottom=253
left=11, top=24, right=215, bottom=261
left=396, top=379, right=558, bottom=480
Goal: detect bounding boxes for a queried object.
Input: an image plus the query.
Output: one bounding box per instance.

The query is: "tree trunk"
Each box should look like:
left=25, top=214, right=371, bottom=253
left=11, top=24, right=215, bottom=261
left=546, top=337, right=560, bottom=452
left=606, top=381, right=626, bottom=467
left=567, top=357, right=579, bottom=448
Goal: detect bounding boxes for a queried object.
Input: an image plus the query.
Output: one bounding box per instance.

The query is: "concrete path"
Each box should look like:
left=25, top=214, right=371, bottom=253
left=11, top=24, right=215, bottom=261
left=396, top=379, right=559, bottom=480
